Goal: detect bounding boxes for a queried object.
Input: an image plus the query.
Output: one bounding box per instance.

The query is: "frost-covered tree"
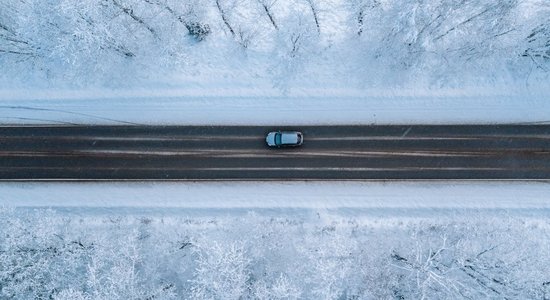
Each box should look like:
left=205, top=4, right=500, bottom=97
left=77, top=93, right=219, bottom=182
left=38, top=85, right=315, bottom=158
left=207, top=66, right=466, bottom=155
left=1, top=209, right=550, bottom=299
left=389, top=221, right=550, bottom=298
left=2, top=0, right=550, bottom=87
left=270, top=8, right=320, bottom=91
left=521, top=2, right=550, bottom=67
left=190, top=241, right=251, bottom=299
left=523, top=17, right=550, bottom=71
left=0, top=1, right=34, bottom=57
left=353, top=0, right=521, bottom=84
left=0, top=0, right=213, bottom=84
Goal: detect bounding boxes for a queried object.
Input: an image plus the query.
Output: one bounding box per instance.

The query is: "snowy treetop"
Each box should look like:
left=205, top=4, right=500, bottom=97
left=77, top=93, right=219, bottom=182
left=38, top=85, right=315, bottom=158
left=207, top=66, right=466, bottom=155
left=0, top=0, right=549, bottom=88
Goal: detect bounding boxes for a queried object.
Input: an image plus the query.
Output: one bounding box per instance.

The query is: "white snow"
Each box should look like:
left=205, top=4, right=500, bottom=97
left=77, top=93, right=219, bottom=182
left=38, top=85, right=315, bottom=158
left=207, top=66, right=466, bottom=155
left=1, top=89, right=549, bottom=125
left=2, top=181, right=549, bottom=211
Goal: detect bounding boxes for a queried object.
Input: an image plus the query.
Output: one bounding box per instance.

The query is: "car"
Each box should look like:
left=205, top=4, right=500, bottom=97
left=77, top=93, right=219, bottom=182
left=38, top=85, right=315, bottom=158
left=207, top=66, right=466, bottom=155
left=266, top=131, right=303, bottom=147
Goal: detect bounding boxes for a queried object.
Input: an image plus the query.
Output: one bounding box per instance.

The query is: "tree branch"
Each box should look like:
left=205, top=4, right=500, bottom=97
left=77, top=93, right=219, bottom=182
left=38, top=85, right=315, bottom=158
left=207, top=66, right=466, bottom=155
left=259, top=1, right=278, bottom=30
left=433, top=6, right=492, bottom=41
left=216, top=0, right=235, bottom=36
left=112, top=0, right=157, bottom=38
left=306, top=0, right=320, bottom=33
left=0, top=48, right=34, bottom=56
left=142, top=0, right=210, bottom=40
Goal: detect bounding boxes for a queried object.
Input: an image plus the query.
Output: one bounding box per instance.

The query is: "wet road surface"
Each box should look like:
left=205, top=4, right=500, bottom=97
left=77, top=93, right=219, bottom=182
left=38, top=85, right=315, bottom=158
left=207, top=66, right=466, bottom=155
left=1, top=125, right=549, bottom=180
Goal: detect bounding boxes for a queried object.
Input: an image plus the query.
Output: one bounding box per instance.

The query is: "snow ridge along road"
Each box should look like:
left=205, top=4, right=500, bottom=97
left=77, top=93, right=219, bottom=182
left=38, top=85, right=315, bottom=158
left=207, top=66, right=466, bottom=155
left=1, top=125, right=549, bottom=180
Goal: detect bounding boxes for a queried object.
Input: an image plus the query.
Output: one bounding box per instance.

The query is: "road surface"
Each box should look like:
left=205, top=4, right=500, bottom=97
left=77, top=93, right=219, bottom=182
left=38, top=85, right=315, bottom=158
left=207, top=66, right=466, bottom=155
left=1, top=125, right=549, bottom=180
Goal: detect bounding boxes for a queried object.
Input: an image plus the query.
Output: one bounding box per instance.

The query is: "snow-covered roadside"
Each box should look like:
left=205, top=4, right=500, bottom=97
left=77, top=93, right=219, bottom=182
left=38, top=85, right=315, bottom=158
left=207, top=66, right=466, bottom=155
left=2, top=181, right=549, bottom=211
left=1, top=89, right=549, bottom=125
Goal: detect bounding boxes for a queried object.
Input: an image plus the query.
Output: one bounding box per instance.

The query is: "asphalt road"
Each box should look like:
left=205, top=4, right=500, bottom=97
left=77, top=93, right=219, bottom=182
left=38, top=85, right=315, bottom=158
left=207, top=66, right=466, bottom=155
left=1, top=125, right=549, bottom=180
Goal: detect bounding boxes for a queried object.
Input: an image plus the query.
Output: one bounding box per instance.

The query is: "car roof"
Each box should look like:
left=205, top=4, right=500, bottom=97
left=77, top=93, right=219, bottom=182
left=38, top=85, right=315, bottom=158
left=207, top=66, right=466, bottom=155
left=280, top=132, right=299, bottom=144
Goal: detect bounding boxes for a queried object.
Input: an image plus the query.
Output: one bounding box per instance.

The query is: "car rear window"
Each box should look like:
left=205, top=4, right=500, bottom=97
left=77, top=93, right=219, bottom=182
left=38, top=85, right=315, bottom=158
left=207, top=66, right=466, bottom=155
left=275, top=133, right=282, bottom=145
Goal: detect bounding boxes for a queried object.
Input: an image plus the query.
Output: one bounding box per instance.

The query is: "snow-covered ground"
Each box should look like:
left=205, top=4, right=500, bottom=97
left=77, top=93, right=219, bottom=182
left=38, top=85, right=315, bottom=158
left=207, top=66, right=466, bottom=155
left=1, top=90, right=550, bottom=125
left=2, top=181, right=550, bottom=211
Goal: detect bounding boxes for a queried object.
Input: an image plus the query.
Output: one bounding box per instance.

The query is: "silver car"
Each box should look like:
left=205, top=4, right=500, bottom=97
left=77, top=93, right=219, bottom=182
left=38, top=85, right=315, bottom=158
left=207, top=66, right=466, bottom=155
left=266, top=131, right=303, bottom=147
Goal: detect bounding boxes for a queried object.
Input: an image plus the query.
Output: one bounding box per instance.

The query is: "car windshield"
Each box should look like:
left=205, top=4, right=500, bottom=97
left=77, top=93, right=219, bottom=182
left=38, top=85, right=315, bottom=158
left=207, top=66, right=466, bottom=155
left=275, top=133, right=282, bottom=145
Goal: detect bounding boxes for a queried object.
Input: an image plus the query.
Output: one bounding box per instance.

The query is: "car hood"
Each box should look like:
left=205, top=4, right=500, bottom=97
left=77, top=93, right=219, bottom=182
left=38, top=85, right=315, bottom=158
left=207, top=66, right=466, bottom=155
left=266, top=132, right=276, bottom=144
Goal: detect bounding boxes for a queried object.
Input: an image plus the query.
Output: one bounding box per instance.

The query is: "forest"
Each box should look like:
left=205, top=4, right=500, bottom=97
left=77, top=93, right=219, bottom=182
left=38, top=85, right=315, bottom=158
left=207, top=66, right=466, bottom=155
left=1, top=0, right=549, bottom=87
left=1, top=208, right=549, bottom=299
